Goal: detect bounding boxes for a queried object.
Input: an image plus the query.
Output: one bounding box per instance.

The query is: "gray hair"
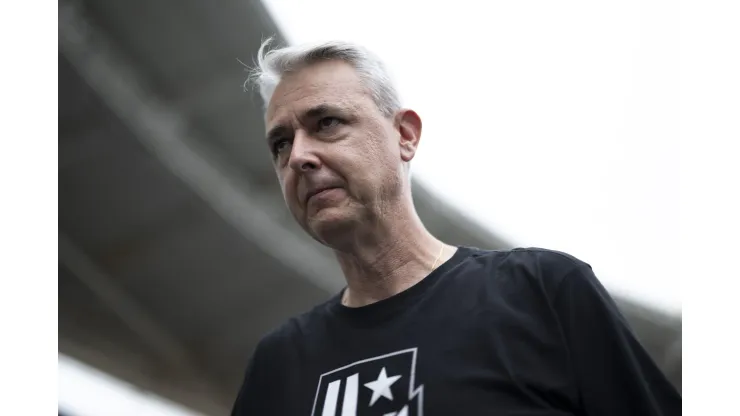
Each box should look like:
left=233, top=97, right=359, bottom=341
left=247, top=38, right=402, bottom=117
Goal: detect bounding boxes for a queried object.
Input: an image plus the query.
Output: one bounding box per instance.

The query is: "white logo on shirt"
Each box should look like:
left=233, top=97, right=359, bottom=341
left=311, top=348, right=424, bottom=416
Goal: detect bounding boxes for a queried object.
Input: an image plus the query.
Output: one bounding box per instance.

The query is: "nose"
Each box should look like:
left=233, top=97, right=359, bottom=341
left=288, top=130, right=322, bottom=173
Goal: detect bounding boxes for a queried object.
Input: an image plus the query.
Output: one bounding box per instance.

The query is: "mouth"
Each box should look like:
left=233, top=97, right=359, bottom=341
left=305, top=186, right=340, bottom=204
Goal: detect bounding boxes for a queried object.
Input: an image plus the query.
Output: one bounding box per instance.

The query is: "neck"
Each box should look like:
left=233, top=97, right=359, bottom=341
left=332, top=200, right=452, bottom=308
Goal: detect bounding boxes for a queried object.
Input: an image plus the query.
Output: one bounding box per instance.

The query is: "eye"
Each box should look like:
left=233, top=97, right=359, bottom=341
left=317, top=117, right=340, bottom=131
left=272, top=138, right=291, bottom=156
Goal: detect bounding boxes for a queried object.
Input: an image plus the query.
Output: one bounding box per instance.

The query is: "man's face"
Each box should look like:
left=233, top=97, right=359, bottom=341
left=265, top=60, right=405, bottom=244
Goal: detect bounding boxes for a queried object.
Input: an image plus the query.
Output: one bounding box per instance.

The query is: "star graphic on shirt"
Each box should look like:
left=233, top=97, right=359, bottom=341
left=364, top=367, right=402, bottom=406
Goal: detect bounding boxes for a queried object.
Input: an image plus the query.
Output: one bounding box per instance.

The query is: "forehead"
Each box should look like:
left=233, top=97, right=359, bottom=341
left=265, top=60, right=371, bottom=127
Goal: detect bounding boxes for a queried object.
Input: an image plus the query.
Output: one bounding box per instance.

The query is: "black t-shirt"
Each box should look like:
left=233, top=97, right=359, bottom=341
left=231, top=247, right=681, bottom=415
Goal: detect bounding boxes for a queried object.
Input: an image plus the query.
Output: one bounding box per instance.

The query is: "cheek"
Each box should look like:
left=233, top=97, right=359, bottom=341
left=278, top=172, right=299, bottom=207
left=353, top=126, right=391, bottom=160
left=362, top=132, right=398, bottom=171
left=342, top=134, right=398, bottom=191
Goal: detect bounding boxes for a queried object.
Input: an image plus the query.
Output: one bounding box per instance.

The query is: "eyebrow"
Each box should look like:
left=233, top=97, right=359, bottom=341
left=265, top=104, right=345, bottom=142
left=266, top=124, right=290, bottom=144
left=304, top=103, right=336, bottom=119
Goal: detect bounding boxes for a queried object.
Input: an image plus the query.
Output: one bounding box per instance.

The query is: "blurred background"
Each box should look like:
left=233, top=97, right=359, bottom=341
left=58, top=0, right=681, bottom=414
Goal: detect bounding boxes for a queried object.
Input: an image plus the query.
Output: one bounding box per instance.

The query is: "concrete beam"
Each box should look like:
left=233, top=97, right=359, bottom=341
left=58, top=233, right=199, bottom=378
left=58, top=0, right=343, bottom=296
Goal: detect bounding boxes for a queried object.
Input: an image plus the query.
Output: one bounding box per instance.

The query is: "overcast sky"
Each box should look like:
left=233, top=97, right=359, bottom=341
left=58, top=355, right=203, bottom=416
left=262, top=0, right=681, bottom=315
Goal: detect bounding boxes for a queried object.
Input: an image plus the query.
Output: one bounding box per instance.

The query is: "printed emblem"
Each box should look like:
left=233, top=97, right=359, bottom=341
left=311, top=348, right=424, bottom=416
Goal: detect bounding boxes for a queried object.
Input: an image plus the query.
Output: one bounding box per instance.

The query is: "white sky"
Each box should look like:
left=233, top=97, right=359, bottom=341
left=58, top=354, right=204, bottom=416
left=262, top=0, right=681, bottom=315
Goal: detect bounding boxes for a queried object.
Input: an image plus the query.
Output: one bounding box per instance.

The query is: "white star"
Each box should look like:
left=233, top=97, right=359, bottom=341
left=364, top=367, right=402, bottom=406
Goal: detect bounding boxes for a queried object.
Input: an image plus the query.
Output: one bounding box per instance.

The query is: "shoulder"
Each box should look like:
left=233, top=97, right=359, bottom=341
left=253, top=297, right=335, bottom=355
left=499, top=247, right=612, bottom=310
left=464, top=246, right=594, bottom=295
left=232, top=303, right=334, bottom=414
left=507, top=247, right=590, bottom=271
left=468, top=246, right=590, bottom=275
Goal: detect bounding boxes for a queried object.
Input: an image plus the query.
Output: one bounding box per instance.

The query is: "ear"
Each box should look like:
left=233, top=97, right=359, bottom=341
left=395, top=109, right=423, bottom=163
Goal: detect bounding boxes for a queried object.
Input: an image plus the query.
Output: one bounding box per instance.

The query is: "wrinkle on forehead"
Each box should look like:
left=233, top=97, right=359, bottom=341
left=265, top=62, right=373, bottom=128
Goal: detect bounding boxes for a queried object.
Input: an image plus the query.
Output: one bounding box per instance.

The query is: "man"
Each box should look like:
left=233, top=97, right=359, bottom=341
left=231, top=39, right=681, bottom=415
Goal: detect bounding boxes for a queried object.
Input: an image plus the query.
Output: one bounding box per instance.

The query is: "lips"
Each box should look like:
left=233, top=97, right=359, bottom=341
left=305, top=186, right=339, bottom=204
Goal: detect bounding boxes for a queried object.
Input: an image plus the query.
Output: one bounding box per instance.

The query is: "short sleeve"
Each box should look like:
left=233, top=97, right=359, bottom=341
left=551, top=263, right=681, bottom=416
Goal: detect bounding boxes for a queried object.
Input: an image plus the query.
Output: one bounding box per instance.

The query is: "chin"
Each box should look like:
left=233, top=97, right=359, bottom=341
left=305, top=207, right=359, bottom=245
